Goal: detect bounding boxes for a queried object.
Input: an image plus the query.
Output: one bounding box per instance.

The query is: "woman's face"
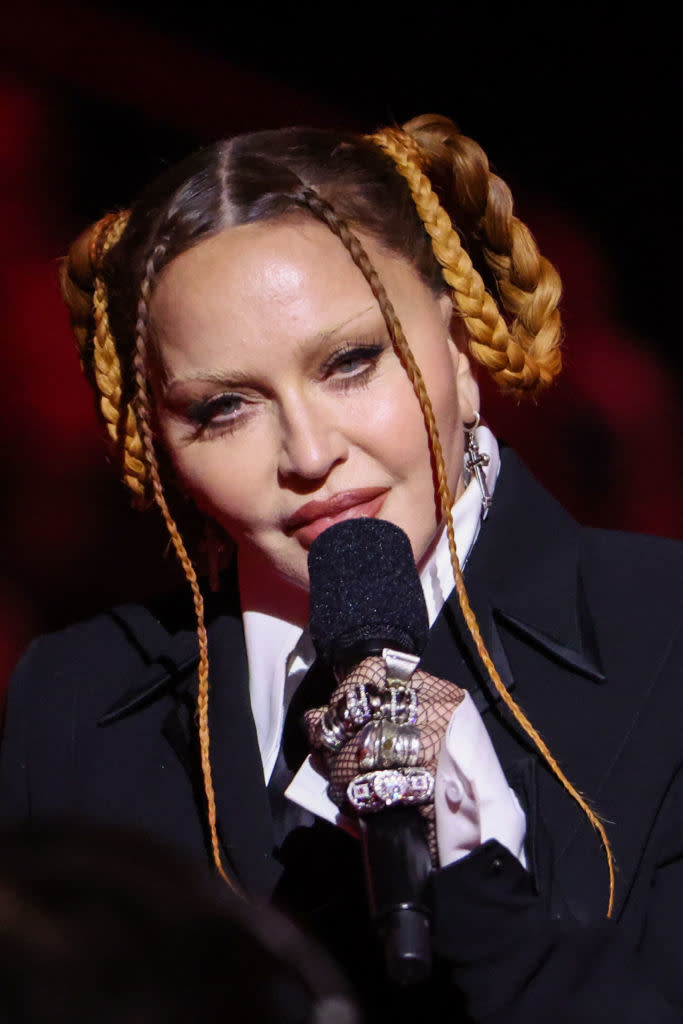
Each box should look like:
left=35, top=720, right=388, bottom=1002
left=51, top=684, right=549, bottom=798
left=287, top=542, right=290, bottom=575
left=151, top=217, right=478, bottom=601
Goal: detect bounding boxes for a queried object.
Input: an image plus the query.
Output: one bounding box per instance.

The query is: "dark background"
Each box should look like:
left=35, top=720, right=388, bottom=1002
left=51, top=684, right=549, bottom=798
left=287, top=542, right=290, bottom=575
left=1, top=2, right=681, bottom=681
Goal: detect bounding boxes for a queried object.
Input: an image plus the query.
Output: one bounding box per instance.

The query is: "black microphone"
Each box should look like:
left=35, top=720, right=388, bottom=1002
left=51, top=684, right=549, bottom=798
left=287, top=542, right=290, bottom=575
left=308, top=518, right=433, bottom=985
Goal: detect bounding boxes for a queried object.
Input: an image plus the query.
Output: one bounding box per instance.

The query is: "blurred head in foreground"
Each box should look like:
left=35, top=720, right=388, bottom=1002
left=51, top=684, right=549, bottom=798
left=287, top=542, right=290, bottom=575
left=0, top=823, right=358, bottom=1023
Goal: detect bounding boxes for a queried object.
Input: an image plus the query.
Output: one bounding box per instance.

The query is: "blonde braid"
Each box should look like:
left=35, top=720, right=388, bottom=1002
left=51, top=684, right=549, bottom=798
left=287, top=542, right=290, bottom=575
left=443, top=504, right=615, bottom=915
left=60, top=210, right=151, bottom=504
left=90, top=211, right=151, bottom=504
left=133, top=249, right=240, bottom=896
left=405, top=116, right=562, bottom=386
left=371, top=125, right=561, bottom=393
left=370, top=128, right=524, bottom=387
left=63, top=212, right=237, bottom=886
left=478, top=171, right=562, bottom=387
left=329, top=148, right=615, bottom=912
left=302, top=189, right=453, bottom=517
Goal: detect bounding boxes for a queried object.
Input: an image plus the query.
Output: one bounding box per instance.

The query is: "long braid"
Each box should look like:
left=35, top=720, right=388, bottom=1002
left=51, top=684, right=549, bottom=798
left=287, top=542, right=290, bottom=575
left=365, top=133, right=614, bottom=913
left=441, top=498, right=616, bottom=914
left=302, top=189, right=453, bottom=520
left=133, top=248, right=240, bottom=895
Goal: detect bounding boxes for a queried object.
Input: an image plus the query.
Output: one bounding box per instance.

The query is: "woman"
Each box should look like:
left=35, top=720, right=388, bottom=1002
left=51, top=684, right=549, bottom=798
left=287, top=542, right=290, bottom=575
left=1, top=115, right=681, bottom=1021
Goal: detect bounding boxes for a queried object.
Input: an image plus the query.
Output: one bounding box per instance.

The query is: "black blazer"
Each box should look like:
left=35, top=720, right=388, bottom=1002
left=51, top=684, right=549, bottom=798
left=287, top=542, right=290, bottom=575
left=2, top=449, right=682, bottom=1021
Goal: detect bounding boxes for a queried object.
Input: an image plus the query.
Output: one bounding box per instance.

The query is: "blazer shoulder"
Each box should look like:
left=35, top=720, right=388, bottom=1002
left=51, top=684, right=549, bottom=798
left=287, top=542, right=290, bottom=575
left=4, top=571, right=241, bottom=725
left=580, top=526, right=682, bottom=605
left=5, top=583, right=199, bottom=710
left=577, top=527, right=682, bottom=703
left=4, top=613, right=146, bottom=728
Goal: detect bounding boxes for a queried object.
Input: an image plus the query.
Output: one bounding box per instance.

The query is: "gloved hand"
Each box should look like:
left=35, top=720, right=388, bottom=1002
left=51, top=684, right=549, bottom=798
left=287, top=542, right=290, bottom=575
left=304, top=656, right=466, bottom=860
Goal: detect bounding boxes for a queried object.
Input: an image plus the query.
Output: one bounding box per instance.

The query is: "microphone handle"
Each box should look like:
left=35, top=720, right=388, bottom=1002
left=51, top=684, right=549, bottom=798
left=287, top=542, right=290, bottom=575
left=327, top=639, right=433, bottom=983
left=359, top=806, right=433, bottom=985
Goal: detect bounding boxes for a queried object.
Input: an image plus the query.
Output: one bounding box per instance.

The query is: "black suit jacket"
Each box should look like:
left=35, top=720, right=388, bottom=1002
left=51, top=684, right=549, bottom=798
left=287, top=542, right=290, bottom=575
left=2, top=449, right=682, bottom=1021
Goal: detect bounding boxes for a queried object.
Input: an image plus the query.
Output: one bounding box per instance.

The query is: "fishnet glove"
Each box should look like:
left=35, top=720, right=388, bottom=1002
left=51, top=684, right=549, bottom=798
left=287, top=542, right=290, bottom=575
left=304, top=656, right=466, bottom=861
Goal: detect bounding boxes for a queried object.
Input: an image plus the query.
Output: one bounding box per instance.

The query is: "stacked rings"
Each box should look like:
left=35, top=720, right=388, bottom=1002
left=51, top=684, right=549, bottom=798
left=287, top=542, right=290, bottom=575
left=357, top=720, right=421, bottom=771
left=318, top=681, right=420, bottom=753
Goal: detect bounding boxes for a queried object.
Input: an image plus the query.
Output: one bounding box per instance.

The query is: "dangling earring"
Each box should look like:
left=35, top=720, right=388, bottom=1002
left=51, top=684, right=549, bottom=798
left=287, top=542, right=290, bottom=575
left=464, top=413, right=492, bottom=521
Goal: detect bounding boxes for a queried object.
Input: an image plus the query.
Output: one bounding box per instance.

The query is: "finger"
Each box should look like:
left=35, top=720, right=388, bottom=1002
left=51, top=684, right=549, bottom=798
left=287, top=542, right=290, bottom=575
left=302, top=705, right=326, bottom=748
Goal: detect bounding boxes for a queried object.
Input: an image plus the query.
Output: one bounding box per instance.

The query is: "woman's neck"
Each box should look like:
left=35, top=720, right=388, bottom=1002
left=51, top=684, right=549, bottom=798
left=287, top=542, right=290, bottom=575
left=237, top=546, right=310, bottom=627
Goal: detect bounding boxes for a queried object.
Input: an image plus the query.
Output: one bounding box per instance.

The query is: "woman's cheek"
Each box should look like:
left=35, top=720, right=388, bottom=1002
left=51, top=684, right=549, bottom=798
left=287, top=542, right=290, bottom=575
left=359, top=365, right=425, bottom=439
left=162, top=442, right=226, bottom=515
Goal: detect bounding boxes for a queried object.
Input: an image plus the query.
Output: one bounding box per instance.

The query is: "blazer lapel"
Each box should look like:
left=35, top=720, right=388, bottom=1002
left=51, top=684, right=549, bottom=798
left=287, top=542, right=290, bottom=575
left=202, top=596, right=282, bottom=900
left=423, top=449, right=614, bottom=919
left=100, top=582, right=280, bottom=900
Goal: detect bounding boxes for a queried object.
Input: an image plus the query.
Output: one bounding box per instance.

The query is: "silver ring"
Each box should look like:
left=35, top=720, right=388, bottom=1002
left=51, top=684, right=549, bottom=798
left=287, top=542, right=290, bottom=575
left=344, top=683, right=372, bottom=728
left=379, top=686, right=418, bottom=725
left=318, top=683, right=383, bottom=752
left=347, top=768, right=435, bottom=813
left=356, top=720, right=421, bottom=771
left=319, top=708, right=348, bottom=752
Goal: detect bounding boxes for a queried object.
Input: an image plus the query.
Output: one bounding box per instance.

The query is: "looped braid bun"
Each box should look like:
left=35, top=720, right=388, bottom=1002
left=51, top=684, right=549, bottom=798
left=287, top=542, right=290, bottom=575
left=59, top=210, right=151, bottom=505
left=370, top=116, right=563, bottom=394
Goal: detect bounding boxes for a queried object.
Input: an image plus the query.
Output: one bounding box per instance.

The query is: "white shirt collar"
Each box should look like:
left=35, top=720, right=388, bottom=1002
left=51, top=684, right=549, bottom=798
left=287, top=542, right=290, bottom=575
left=420, top=424, right=499, bottom=626
left=243, top=425, right=500, bottom=781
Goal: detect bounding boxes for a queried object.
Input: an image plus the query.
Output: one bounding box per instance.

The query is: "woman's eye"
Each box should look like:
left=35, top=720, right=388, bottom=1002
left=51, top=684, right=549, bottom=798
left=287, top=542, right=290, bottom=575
left=336, top=353, right=370, bottom=374
left=325, top=344, right=385, bottom=384
left=187, top=393, right=245, bottom=435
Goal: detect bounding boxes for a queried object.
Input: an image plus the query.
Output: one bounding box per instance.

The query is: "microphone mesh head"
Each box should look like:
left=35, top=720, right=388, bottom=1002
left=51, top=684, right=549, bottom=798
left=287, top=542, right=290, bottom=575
left=307, top=519, right=429, bottom=666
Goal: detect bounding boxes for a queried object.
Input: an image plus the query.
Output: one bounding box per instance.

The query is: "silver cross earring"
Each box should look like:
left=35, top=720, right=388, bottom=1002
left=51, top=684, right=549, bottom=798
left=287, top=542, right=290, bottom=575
left=464, top=412, right=492, bottom=521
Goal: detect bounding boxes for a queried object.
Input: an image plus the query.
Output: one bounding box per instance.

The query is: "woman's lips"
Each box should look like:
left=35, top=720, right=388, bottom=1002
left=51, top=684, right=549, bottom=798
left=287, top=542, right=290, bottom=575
left=285, top=488, right=389, bottom=549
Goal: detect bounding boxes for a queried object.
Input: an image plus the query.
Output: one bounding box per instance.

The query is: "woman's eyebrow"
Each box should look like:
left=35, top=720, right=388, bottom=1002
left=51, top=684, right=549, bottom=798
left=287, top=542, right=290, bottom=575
left=161, top=367, right=257, bottom=399
left=163, top=304, right=380, bottom=394
left=316, top=305, right=376, bottom=340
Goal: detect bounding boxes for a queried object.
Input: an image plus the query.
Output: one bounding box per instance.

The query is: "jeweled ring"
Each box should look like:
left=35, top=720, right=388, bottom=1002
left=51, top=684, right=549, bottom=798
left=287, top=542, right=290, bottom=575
left=347, top=767, right=435, bottom=813
left=356, top=720, right=421, bottom=771
left=343, top=683, right=373, bottom=728
left=378, top=686, right=418, bottom=725
left=318, top=683, right=383, bottom=752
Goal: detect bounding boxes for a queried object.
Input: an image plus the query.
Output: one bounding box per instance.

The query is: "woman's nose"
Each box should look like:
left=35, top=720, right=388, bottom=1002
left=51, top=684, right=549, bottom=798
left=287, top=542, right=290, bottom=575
left=277, top=398, right=348, bottom=484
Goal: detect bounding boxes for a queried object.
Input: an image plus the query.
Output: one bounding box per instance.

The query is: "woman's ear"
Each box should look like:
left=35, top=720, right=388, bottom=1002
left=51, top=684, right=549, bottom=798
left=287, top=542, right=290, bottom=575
left=439, top=297, right=480, bottom=425
left=454, top=348, right=480, bottom=425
